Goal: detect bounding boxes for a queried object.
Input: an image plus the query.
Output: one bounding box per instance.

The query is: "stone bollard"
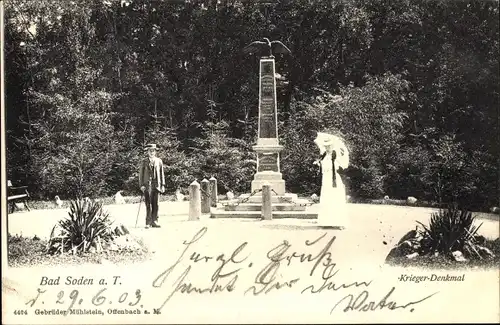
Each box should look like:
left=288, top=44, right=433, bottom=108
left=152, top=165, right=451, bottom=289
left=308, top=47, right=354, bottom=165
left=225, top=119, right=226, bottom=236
left=189, top=180, right=201, bottom=221
left=261, top=183, right=272, bottom=220
left=209, top=176, right=218, bottom=207
left=201, top=178, right=211, bottom=213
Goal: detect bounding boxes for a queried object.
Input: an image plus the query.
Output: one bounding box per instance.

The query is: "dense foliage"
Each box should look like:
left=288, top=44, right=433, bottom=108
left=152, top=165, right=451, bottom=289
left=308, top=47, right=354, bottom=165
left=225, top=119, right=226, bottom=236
left=5, top=0, right=499, bottom=211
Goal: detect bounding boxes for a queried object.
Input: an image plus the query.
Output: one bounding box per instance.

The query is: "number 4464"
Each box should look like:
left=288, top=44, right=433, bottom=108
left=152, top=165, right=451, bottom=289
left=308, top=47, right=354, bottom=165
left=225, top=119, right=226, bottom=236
left=14, top=310, right=28, bottom=315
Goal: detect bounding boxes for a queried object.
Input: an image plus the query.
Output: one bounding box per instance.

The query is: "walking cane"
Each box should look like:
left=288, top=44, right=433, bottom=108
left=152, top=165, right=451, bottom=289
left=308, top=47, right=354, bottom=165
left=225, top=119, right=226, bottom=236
left=135, top=192, right=144, bottom=228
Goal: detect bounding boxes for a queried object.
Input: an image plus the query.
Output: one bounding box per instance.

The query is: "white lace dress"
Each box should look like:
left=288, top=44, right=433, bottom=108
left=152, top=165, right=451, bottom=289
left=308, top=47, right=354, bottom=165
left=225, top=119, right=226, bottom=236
left=317, top=152, right=348, bottom=228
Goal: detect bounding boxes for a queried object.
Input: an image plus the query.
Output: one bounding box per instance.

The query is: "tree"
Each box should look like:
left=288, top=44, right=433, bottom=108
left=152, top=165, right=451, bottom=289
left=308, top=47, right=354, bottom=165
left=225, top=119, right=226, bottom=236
left=4, top=0, right=498, bottom=210
left=7, top=0, right=127, bottom=198
left=28, top=91, right=124, bottom=198
left=282, top=73, right=409, bottom=198
left=191, top=104, right=256, bottom=193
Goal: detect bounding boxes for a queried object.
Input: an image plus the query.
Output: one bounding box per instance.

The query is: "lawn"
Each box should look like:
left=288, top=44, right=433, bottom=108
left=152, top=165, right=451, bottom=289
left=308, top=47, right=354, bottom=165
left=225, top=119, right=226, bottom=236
left=7, top=233, right=151, bottom=268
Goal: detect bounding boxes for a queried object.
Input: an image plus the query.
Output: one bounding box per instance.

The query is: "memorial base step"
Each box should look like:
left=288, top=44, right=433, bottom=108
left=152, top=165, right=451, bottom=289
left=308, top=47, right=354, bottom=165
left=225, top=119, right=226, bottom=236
left=210, top=209, right=318, bottom=219
left=223, top=202, right=307, bottom=212
left=235, top=192, right=302, bottom=204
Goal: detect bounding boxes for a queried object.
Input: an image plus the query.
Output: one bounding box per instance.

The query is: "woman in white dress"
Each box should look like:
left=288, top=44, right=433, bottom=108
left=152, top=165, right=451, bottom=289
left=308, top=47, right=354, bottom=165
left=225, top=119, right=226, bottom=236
left=315, top=137, right=349, bottom=229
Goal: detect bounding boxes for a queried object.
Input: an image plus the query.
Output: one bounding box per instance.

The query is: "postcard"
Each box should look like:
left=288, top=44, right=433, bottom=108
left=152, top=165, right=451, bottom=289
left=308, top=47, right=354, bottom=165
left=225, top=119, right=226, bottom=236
left=2, top=0, right=499, bottom=324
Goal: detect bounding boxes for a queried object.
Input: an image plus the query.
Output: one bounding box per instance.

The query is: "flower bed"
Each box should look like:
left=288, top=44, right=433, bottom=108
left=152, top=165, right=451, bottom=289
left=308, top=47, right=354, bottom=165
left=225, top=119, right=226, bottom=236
left=385, top=207, right=500, bottom=269
left=7, top=233, right=150, bottom=268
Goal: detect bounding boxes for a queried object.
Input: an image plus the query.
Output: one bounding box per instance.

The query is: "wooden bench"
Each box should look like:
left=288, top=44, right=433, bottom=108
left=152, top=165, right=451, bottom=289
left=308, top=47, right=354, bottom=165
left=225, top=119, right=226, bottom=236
left=7, top=180, right=31, bottom=213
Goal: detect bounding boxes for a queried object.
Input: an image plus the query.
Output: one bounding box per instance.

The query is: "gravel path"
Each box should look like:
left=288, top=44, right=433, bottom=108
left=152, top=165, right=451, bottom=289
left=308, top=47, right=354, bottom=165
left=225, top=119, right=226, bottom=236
left=7, top=201, right=499, bottom=265
left=8, top=201, right=499, bottom=239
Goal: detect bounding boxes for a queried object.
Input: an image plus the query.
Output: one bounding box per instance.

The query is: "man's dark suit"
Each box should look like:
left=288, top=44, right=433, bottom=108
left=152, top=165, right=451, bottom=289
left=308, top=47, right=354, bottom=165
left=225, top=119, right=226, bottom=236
left=139, top=157, right=165, bottom=225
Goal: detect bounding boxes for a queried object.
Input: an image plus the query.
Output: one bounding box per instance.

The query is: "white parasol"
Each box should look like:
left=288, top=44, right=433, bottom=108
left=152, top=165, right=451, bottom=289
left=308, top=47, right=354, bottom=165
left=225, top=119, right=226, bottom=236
left=314, top=132, right=350, bottom=169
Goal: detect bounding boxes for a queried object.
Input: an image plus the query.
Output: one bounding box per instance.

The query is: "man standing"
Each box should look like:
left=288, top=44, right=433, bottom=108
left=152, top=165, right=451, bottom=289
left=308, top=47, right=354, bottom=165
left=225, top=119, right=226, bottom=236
left=139, top=144, right=165, bottom=228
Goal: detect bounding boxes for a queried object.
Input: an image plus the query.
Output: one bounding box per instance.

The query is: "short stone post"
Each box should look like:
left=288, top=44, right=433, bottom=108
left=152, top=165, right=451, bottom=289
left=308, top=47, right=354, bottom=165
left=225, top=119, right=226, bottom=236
left=209, top=176, right=218, bottom=207
left=201, top=178, right=211, bottom=213
left=261, top=183, right=272, bottom=220
left=189, top=180, right=201, bottom=221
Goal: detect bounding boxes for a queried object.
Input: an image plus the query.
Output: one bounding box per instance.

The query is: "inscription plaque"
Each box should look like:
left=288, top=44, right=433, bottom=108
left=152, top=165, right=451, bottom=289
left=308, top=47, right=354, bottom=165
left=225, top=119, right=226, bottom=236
left=261, top=75, right=274, bottom=92
left=262, top=89, right=273, bottom=97
left=259, top=115, right=276, bottom=138
left=263, top=62, right=273, bottom=74
left=260, top=99, right=274, bottom=114
left=259, top=61, right=277, bottom=139
left=258, top=153, right=279, bottom=172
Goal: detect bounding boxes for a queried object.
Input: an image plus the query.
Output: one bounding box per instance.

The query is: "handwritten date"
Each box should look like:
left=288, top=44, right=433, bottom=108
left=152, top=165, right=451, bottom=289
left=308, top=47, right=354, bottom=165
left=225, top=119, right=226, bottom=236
left=26, top=287, right=142, bottom=312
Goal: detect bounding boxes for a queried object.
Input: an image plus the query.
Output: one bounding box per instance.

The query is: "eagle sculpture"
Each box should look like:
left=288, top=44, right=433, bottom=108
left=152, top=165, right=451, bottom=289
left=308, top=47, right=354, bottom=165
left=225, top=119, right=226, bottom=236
left=243, top=38, right=292, bottom=57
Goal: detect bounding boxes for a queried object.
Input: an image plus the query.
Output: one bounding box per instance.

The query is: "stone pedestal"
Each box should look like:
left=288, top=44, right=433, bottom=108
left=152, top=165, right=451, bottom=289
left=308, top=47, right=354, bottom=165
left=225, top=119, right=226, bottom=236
left=251, top=145, right=285, bottom=195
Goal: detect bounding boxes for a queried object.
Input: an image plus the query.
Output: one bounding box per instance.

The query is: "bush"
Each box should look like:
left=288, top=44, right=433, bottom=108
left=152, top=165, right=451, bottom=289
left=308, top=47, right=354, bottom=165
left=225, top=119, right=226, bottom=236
left=386, top=207, right=498, bottom=268
left=280, top=119, right=321, bottom=195
left=384, top=143, right=430, bottom=200
left=47, top=199, right=115, bottom=255
left=345, top=164, right=384, bottom=199
left=416, top=207, right=483, bottom=256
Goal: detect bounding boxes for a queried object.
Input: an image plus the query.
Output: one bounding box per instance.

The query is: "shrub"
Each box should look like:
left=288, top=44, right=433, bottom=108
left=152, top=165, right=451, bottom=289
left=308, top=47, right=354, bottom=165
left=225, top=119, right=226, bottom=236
left=47, top=199, right=115, bottom=255
left=8, top=234, right=45, bottom=260
left=417, top=207, right=483, bottom=256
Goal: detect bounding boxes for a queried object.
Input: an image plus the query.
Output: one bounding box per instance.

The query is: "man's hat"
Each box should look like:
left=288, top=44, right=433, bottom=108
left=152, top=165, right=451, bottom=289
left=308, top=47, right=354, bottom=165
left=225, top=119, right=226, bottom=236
left=144, top=144, right=158, bottom=151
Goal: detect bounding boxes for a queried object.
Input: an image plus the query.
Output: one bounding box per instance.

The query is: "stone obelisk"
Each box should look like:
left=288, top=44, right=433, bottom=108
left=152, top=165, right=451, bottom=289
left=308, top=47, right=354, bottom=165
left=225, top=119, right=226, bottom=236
left=210, top=39, right=317, bottom=219
left=251, top=56, right=285, bottom=195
